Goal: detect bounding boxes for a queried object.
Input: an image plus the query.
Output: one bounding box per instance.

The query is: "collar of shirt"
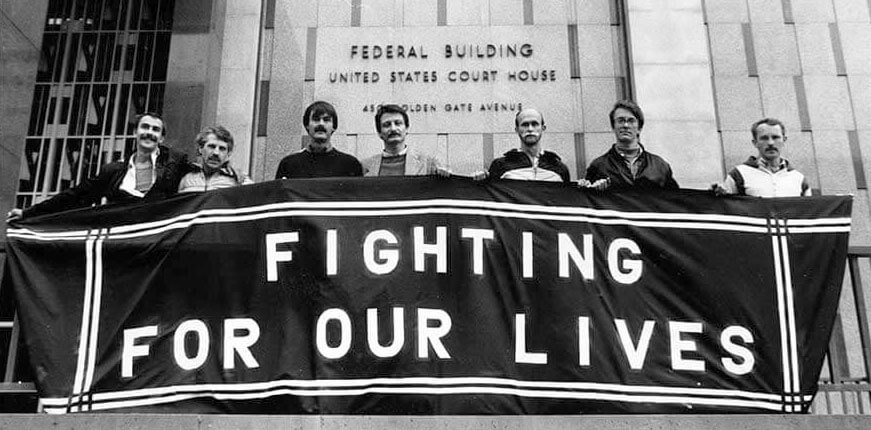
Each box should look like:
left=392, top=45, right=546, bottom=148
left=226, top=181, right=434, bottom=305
left=520, top=149, right=545, bottom=167
left=757, top=157, right=787, bottom=173
left=119, top=147, right=161, bottom=198
left=382, top=146, right=408, bottom=158
left=303, top=146, right=335, bottom=155
left=616, top=145, right=643, bottom=163
left=191, top=158, right=236, bottom=177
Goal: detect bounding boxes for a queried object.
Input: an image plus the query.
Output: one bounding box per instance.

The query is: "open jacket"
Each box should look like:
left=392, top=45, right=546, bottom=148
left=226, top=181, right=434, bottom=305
left=23, top=145, right=188, bottom=217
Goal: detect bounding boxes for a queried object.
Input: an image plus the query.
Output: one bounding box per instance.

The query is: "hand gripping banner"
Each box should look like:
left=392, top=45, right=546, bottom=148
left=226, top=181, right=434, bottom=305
left=4, top=177, right=851, bottom=414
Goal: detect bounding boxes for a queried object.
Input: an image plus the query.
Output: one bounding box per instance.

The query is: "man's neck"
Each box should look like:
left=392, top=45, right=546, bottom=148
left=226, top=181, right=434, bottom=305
left=761, top=156, right=783, bottom=171
left=134, top=149, right=155, bottom=164
left=615, top=140, right=640, bottom=154
left=308, top=140, right=333, bottom=153
left=383, top=143, right=407, bottom=156
left=520, top=143, right=541, bottom=160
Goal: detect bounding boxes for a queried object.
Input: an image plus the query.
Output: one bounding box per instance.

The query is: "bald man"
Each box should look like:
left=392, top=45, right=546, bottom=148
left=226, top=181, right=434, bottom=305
left=487, top=108, right=571, bottom=182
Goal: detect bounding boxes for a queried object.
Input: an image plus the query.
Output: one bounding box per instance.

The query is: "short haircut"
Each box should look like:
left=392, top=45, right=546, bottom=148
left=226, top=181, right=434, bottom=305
left=608, top=100, right=644, bottom=130
left=303, top=101, right=338, bottom=130
left=375, top=104, right=409, bottom=132
left=195, top=125, right=234, bottom=152
left=135, top=111, right=166, bottom=136
left=514, top=109, right=545, bottom=128
left=750, top=117, right=786, bottom=140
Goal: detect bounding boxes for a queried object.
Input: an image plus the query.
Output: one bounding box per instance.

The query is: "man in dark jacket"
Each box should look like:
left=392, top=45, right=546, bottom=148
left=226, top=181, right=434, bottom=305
left=7, top=112, right=188, bottom=220
left=582, top=100, right=678, bottom=190
left=488, top=108, right=571, bottom=182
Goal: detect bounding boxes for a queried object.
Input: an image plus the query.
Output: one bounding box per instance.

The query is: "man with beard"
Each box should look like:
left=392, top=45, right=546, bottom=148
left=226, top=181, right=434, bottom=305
left=487, top=108, right=571, bottom=182
left=711, top=118, right=810, bottom=197
left=362, top=104, right=447, bottom=176
left=6, top=112, right=188, bottom=220
left=582, top=100, right=678, bottom=190
left=178, top=125, right=253, bottom=192
left=275, top=101, right=362, bottom=179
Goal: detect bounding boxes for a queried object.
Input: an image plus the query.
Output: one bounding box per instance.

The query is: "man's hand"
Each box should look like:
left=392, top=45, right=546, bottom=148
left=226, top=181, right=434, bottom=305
left=710, top=183, right=729, bottom=196
left=469, top=170, right=488, bottom=181
left=580, top=178, right=610, bottom=191
left=435, top=166, right=452, bottom=177
left=6, top=208, right=23, bottom=222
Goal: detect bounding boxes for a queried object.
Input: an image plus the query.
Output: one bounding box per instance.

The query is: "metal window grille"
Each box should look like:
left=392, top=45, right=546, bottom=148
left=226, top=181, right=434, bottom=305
left=15, top=0, right=175, bottom=209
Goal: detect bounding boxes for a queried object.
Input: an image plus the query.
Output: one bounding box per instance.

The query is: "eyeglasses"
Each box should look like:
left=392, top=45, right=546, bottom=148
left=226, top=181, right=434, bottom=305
left=614, top=117, right=638, bottom=125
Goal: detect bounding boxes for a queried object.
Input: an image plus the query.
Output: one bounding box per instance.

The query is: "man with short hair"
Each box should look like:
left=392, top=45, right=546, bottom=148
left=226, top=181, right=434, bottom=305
left=7, top=112, right=188, bottom=220
left=582, top=100, right=678, bottom=190
left=488, top=108, right=571, bottom=182
left=178, top=125, right=253, bottom=193
left=362, top=104, right=445, bottom=176
left=275, top=101, right=362, bottom=179
left=712, top=118, right=810, bottom=197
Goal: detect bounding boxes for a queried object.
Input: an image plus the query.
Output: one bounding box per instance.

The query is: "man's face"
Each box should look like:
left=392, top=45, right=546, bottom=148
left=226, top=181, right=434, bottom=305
left=136, top=115, right=165, bottom=153
left=515, top=110, right=545, bottom=146
left=306, top=111, right=335, bottom=147
left=378, top=112, right=408, bottom=148
left=753, top=123, right=786, bottom=163
left=612, top=107, right=640, bottom=145
left=199, top=133, right=231, bottom=171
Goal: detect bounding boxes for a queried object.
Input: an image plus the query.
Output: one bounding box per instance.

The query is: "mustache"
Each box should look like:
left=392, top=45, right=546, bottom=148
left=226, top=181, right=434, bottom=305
left=139, top=134, right=158, bottom=142
left=313, top=126, right=328, bottom=132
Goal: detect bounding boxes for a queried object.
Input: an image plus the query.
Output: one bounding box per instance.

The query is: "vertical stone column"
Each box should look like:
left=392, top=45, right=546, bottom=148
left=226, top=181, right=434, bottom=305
left=625, top=0, right=720, bottom=189
left=210, top=0, right=263, bottom=173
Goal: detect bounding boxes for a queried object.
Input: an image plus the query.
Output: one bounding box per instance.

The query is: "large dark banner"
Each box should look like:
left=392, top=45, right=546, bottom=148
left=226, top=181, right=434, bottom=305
left=4, top=178, right=852, bottom=414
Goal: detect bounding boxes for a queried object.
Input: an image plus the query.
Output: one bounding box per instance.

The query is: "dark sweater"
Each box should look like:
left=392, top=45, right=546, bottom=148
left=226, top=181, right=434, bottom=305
left=275, top=149, right=363, bottom=179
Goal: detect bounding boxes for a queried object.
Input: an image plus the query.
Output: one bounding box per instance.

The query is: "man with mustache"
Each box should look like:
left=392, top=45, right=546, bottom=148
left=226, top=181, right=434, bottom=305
left=581, top=100, right=678, bottom=190
left=712, top=118, right=810, bottom=197
left=274, top=101, right=362, bottom=179
left=6, top=112, right=188, bottom=220
left=487, top=108, right=571, bottom=182
left=362, top=104, right=446, bottom=176
left=178, top=125, right=253, bottom=192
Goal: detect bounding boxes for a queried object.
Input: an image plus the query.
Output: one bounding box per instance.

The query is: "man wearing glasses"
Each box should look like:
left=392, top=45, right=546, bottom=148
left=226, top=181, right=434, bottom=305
left=581, top=100, right=678, bottom=190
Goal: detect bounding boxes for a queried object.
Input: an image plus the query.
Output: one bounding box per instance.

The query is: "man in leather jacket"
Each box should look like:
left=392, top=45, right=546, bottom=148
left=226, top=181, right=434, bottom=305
left=7, top=112, right=188, bottom=220
left=582, top=100, right=678, bottom=190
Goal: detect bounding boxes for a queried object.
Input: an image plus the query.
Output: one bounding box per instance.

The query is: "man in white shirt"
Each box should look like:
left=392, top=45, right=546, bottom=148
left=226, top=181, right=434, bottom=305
left=713, top=118, right=810, bottom=197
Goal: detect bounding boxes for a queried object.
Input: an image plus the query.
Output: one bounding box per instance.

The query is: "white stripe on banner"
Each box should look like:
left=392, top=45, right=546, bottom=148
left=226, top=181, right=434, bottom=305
left=42, top=376, right=813, bottom=414
left=781, top=227, right=801, bottom=411
left=70, top=230, right=97, bottom=411
left=82, top=229, right=106, bottom=407
left=5, top=199, right=851, bottom=242
left=771, top=229, right=792, bottom=410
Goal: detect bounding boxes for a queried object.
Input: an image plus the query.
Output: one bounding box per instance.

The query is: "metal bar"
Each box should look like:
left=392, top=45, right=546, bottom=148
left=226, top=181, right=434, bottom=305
left=848, top=254, right=871, bottom=381
left=0, top=382, right=37, bottom=394
left=828, top=313, right=849, bottom=383
left=3, top=313, right=21, bottom=383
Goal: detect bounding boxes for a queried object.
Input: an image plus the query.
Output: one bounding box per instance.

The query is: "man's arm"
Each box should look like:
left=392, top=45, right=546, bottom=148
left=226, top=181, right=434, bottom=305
left=663, top=166, right=679, bottom=189
left=800, top=177, right=811, bottom=196
left=21, top=164, right=118, bottom=218
left=487, top=159, right=503, bottom=181
left=274, top=157, right=291, bottom=180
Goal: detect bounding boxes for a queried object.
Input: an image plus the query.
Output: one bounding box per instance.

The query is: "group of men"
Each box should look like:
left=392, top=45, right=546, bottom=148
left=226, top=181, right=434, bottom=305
left=6, top=99, right=809, bottom=222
